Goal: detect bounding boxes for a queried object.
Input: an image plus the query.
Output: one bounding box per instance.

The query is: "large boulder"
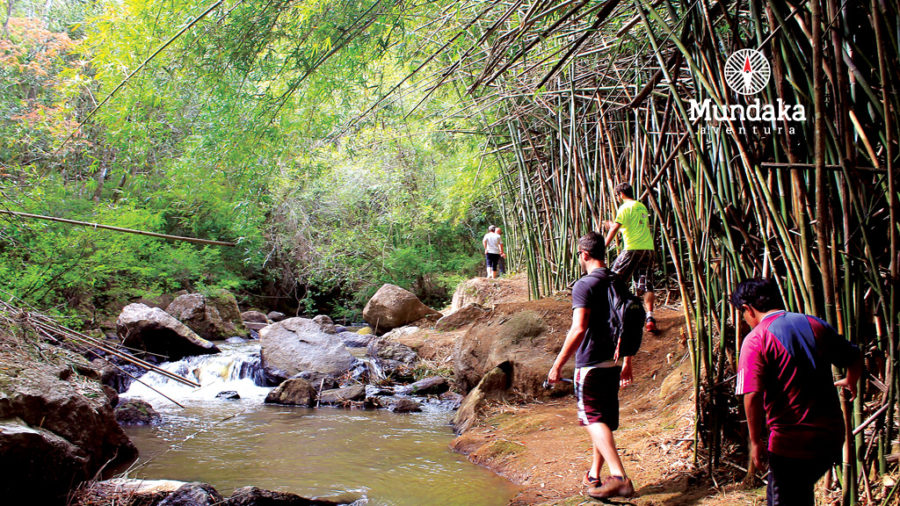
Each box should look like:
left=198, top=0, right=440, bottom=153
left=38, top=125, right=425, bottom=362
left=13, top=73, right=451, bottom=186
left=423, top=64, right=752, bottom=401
left=435, top=303, right=490, bottom=331
left=337, top=331, right=375, bottom=348
left=313, top=315, right=338, bottom=334
left=449, top=275, right=529, bottom=311
left=115, top=399, right=162, bottom=426
left=399, top=376, right=449, bottom=396
left=264, top=377, right=317, bottom=406
left=452, top=301, right=571, bottom=398
left=227, top=486, right=344, bottom=505
left=267, top=311, right=286, bottom=322
left=241, top=310, right=269, bottom=324
left=366, top=337, right=419, bottom=379
left=389, top=398, right=422, bottom=413
left=158, top=482, right=224, bottom=506
left=241, top=310, right=270, bottom=332
left=72, top=481, right=345, bottom=506
left=0, top=354, right=137, bottom=504
left=260, top=318, right=358, bottom=379
left=452, top=363, right=512, bottom=433
left=0, top=418, right=89, bottom=503
left=207, top=289, right=244, bottom=330
left=318, top=384, right=366, bottom=406
left=166, top=293, right=247, bottom=340
left=362, top=284, right=440, bottom=332
left=117, top=303, right=220, bottom=360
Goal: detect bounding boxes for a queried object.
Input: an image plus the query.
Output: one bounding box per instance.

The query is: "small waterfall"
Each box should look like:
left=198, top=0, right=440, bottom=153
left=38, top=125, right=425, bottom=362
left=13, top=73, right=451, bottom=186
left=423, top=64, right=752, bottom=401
left=123, top=341, right=271, bottom=403
left=348, top=347, right=385, bottom=383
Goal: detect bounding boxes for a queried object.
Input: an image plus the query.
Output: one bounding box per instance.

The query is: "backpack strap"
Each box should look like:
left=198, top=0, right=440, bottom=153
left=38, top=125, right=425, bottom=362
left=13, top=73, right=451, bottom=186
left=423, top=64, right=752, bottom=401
left=586, top=268, right=623, bottom=362
left=586, top=267, right=615, bottom=282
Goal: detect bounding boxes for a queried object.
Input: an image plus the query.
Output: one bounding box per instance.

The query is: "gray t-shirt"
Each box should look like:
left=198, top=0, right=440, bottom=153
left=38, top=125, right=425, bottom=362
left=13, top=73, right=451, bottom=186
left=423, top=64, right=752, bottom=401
left=483, top=232, right=503, bottom=254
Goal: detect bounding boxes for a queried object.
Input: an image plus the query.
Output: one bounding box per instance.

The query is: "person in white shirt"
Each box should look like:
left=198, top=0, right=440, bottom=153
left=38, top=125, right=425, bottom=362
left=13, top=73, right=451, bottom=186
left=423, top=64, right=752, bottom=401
left=482, top=225, right=505, bottom=279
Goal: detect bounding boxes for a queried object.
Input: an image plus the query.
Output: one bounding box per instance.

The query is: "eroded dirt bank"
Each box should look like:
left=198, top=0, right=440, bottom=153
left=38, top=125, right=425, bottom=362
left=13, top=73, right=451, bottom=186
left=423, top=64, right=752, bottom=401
left=399, top=276, right=765, bottom=504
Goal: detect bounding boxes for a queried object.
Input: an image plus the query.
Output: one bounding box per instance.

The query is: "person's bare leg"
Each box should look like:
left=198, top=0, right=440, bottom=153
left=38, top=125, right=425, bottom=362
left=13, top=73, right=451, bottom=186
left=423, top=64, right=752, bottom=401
left=589, top=441, right=605, bottom=480
left=585, top=423, right=626, bottom=477
left=644, top=290, right=655, bottom=314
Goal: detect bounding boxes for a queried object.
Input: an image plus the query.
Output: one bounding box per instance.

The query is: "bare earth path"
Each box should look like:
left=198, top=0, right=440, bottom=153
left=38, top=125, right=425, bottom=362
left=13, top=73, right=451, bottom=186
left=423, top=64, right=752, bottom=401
left=450, top=304, right=764, bottom=505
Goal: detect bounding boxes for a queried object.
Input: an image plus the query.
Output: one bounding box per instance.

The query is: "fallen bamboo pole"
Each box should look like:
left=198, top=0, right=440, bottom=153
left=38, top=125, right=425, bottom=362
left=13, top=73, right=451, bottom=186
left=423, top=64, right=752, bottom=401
left=0, top=210, right=236, bottom=247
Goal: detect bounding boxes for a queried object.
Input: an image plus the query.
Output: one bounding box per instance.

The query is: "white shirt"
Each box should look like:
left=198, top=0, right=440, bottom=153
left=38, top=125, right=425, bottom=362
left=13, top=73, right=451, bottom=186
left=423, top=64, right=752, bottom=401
left=483, top=232, right=503, bottom=254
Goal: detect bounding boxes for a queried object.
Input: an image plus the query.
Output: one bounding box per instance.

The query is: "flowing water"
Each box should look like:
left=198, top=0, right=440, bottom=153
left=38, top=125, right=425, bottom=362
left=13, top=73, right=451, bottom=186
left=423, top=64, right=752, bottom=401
left=121, top=341, right=519, bottom=505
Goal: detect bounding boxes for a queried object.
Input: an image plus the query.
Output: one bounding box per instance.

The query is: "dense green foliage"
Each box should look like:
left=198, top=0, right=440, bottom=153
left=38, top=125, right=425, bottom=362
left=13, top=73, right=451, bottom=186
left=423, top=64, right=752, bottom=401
left=0, top=0, right=501, bottom=321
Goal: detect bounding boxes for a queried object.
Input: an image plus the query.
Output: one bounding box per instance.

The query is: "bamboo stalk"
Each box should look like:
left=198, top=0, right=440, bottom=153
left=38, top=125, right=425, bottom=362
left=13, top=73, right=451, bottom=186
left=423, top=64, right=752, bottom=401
left=0, top=210, right=236, bottom=247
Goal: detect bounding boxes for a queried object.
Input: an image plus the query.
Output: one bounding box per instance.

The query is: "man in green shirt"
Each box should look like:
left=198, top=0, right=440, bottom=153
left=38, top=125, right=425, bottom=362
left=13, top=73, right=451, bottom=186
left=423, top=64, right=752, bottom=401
left=604, top=183, right=658, bottom=333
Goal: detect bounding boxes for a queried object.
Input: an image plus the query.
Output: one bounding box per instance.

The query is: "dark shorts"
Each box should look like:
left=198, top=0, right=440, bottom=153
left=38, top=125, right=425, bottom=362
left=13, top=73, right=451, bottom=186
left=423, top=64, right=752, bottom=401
left=575, top=366, right=620, bottom=430
left=485, top=253, right=501, bottom=270
left=767, top=452, right=836, bottom=506
left=611, top=249, right=655, bottom=294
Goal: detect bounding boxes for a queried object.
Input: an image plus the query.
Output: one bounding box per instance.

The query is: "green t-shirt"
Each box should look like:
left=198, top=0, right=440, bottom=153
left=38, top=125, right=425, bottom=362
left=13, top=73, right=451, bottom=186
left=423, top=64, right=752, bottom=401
left=614, top=199, right=653, bottom=250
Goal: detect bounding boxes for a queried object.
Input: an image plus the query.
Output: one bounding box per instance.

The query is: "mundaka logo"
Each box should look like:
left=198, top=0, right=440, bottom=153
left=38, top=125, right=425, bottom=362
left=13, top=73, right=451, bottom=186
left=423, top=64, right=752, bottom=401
left=724, top=49, right=770, bottom=96
left=689, top=49, right=806, bottom=128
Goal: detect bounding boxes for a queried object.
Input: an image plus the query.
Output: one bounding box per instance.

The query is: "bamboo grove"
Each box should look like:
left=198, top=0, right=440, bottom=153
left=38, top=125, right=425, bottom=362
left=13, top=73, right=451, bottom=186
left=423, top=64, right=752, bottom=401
left=420, top=0, right=900, bottom=502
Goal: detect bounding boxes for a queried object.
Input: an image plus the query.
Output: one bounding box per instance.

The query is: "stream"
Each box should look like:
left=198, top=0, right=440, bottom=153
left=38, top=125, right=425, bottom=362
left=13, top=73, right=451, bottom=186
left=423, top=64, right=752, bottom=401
left=120, top=341, right=519, bottom=505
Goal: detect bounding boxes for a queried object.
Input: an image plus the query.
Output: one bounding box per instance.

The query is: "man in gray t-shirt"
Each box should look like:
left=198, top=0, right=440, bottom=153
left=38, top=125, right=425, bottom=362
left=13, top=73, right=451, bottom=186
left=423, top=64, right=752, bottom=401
left=482, top=225, right=505, bottom=279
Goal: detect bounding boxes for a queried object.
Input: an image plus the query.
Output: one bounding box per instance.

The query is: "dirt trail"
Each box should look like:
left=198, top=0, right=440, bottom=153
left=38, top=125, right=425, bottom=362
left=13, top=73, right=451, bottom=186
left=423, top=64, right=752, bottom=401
left=444, top=287, right=763, bottom=504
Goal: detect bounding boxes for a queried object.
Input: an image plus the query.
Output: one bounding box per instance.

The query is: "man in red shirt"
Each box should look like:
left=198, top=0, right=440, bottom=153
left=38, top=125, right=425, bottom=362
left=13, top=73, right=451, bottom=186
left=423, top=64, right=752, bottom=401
left=731, top=278, right=862, bottom=505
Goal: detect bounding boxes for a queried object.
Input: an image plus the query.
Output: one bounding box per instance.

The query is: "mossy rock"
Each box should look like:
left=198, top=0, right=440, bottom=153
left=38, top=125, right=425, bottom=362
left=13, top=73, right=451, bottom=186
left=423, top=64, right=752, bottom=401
left=499, top=310, right=546, bottom=344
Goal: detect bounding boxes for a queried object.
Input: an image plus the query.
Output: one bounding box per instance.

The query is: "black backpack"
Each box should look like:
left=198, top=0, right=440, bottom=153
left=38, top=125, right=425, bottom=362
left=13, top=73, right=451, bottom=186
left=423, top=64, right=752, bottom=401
left=589, top=269, right=646, bottom=359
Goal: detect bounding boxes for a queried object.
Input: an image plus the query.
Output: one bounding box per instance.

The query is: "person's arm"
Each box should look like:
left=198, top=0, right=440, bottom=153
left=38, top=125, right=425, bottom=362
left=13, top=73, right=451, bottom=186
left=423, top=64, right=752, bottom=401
left=548, top=307, right=589, bottom=383
left=499, top=238, right=506, bottom=258
left=735, top=335, right=766, bottom=469
left=834, top=352, right=863, bottom=400
left=482, top=236, right=488, bottom=253
left=620, top=355, right=633, bottom=387
left=605, top=222, right=621, bottom=247
left=744, top=392, right=767, bottom=469
left=819, top=317, right=863, bottom=400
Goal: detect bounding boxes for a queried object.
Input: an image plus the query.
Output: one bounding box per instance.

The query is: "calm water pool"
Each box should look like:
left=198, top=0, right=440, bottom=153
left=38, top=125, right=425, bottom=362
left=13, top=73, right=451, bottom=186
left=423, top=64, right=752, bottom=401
left=124, top=400, right=518, bottom=505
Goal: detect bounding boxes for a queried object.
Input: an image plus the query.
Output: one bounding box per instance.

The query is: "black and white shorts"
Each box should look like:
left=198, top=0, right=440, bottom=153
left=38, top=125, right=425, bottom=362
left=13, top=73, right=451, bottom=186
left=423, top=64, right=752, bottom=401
left=611, top=249, right=655, bottom=294
left=575, top=365, right=621, bottom=430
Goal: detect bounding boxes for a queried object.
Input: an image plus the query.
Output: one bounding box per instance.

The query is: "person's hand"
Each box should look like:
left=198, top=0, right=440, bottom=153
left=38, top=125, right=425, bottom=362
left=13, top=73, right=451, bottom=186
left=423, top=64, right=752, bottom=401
left=547, top=366, right=561, bottom=384
left=835, top=377, right=857, bottom=400
left=620, top=360, right=633, bottom=388
left=750, top=440, right=767, bottom=470
left=501, top=252, right=506, bottom=258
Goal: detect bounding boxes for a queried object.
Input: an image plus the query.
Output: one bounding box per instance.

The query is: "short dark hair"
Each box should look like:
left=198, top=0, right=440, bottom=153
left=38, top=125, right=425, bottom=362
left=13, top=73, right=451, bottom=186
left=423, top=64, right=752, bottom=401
left=730, top=278, right=785, bottom=312
left=578, top=232, right=605, bottom=260
left=615, top=183, right=633, bottom=199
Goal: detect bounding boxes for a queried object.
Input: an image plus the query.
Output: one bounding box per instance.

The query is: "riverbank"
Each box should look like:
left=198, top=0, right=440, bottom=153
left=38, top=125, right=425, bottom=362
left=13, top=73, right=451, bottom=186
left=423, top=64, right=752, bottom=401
left=2, top=274, right=768, bottom=504
left=402, top=277, right=765, bottom=505
left=452, top=307, right=762, bottom=504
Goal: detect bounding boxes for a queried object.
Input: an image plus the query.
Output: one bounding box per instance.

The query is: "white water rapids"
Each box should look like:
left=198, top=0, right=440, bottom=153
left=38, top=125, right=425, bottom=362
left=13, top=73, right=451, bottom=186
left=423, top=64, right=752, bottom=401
left=123, top=340, right=271, bottom=403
